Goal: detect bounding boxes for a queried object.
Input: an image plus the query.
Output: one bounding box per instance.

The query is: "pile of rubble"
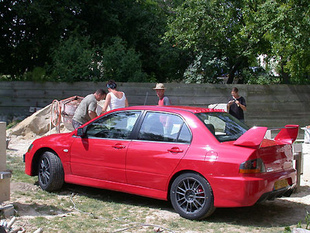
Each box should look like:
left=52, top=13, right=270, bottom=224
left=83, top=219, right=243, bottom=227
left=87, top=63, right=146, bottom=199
left=0, top=217, right=43, bottom=233
left=6, top=96, right=104, bottom=140
left=7, top=104, right=70, bottom=142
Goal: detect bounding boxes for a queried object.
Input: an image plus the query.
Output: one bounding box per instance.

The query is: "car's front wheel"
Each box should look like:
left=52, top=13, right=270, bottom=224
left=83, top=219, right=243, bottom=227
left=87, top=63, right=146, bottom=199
left=170, top=173, right=215, bottom=220
left=38, top=151, right=64, bottom=191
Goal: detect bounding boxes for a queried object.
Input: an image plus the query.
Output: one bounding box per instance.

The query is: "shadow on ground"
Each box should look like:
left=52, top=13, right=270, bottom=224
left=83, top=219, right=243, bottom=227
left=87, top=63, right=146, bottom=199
left=13, top=201, right=70, bottom=217
left=51, top=183, right=310, bottom=228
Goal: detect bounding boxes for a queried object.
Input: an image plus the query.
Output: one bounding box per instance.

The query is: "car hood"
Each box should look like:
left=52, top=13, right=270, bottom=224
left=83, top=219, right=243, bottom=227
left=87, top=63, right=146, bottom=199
left=32, top=132, right=75, bottom=147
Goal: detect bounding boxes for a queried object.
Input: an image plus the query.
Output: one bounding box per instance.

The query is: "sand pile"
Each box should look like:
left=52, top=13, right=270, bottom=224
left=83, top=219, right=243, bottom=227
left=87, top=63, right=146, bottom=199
left=6, top=104, right=70, bottom=141
left=6, top=95, right=104, bottom=140
left=8, top=105, right=51, bottom=137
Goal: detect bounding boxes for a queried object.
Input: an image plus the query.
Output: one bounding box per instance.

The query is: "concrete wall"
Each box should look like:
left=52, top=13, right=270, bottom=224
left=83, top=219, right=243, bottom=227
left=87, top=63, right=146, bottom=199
left=0, top=81, right=309, bottom=131
left=0, top=122, right=10, bottom=202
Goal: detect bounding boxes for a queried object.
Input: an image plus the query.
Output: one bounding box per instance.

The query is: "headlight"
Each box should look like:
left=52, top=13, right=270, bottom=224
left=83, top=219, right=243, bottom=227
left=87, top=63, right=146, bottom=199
left=27, top=144, right=33, bottom=153
left=239, top=158, right=266, bottom=174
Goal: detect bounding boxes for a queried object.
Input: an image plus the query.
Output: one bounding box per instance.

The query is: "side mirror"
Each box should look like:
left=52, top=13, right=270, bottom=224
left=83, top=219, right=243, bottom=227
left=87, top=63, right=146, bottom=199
left=77, top=128, right=85, bottom=137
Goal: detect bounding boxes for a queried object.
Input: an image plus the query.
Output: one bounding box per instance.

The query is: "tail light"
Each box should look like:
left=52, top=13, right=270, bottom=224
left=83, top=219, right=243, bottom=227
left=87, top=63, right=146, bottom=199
left=239, top=158, right=266, bottom=174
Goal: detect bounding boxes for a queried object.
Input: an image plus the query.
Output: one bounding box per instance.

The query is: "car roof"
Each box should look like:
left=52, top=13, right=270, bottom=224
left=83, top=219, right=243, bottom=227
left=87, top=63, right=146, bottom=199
left=121, top=105, right=225, bottom=113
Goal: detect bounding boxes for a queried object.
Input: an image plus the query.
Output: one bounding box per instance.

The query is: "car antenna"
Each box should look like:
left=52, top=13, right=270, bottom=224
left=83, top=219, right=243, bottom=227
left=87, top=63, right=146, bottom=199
left=211, top=97, right=228, bottom=109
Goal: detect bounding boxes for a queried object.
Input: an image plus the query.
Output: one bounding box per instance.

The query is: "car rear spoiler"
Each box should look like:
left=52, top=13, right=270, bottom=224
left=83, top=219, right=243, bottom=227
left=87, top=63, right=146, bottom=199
left=234, top=125, right=299, bottom=149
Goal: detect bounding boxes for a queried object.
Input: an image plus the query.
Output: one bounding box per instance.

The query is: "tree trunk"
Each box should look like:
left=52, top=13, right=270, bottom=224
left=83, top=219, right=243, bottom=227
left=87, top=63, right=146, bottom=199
left=280, top=58, right=290, bottom=84
left=227, top=60, right=242, bottom=84
left=227, top=71, right=235, bottom=84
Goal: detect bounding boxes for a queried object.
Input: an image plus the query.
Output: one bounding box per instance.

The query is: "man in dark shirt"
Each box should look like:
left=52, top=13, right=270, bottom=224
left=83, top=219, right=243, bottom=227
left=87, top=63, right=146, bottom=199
left=227, top=87, right=247, bottom=122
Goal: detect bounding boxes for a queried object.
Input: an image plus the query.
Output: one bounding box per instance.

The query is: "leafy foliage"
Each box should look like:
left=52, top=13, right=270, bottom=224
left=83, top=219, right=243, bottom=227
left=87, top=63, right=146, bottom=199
left=0, top=0, right=187, bottom=82
left=96, top=37, right=148, bottom=82
left=49, top=35, right=97, bottom=82
left=258, top=0, right=310, bottom=84
left=0, top=0, right=78, bottom=79
left=164, top=0, right=310, bottom=84
left=0, top=0, right=309, bottom=84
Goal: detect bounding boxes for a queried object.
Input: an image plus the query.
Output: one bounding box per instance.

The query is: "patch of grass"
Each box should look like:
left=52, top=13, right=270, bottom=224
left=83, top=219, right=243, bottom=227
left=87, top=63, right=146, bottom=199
left=6, top=154, right=36, bottom=183
left=6, top=120, right=21, bottom=129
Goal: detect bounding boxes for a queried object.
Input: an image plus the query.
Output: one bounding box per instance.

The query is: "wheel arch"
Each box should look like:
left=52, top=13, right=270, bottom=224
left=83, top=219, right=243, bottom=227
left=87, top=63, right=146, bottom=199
left=31, top=148, right=58, bottom=176
left=167, top=170, right=210, bottom=201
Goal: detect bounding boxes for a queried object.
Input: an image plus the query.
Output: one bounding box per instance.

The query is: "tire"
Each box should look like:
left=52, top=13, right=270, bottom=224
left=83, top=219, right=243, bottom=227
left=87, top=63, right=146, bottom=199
left=38, top=151, right=64, bottom=191
left=170, top=173, right=215, bottom=220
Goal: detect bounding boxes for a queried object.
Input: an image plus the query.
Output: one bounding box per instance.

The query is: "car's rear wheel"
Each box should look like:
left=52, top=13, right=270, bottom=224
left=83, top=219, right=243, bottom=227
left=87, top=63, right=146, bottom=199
left=170, top=173, right=215, bottom=220
left=38, top=151, right=64, bottom=191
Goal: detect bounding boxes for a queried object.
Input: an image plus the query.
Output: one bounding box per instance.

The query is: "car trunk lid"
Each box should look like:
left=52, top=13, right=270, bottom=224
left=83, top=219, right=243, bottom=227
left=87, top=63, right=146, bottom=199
left=258, top=142, right=294, bottom=172
left=234, top=124, right=299, bottom=172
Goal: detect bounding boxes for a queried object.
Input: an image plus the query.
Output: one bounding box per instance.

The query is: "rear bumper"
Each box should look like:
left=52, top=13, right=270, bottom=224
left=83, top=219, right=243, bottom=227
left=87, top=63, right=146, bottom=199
left=256, top=184, right=296, bottom=203
left=210, top=169, right=297, bottom=207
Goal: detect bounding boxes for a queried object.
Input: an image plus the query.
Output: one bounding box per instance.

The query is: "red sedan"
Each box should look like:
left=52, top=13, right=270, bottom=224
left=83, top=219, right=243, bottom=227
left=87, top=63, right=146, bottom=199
left=24, top=106, right=298, bottom=220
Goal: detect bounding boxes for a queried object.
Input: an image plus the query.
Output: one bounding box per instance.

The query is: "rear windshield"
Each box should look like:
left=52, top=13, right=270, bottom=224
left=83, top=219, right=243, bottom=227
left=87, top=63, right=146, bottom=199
left=196, top=112, right=249, bottom=142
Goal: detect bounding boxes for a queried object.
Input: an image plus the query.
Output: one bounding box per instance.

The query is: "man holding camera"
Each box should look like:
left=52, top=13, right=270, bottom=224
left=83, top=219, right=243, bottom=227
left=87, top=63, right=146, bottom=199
left=227, top=87, right=247, bottom=123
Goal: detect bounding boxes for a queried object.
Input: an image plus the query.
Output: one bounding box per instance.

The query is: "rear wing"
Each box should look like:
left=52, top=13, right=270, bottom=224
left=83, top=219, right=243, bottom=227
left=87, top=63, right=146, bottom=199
left=234, top=125, right=299, bottom=149
left=274, top=124, right=299, bottom=144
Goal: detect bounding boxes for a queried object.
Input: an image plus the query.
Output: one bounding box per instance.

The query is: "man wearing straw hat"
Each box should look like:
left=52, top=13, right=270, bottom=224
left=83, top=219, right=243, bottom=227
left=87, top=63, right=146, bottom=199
left=153, top=83, right=171, bottom=106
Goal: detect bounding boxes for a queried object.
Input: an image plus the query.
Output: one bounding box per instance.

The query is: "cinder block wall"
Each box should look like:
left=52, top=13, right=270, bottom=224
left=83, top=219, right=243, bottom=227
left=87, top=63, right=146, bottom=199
left=0, top=122, right=10, bottom=202
left=0, top=82, right=309, bottom=131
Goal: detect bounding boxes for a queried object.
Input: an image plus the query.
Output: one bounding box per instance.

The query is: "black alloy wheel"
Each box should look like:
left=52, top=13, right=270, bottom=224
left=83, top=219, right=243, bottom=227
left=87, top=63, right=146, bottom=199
left=38, top=151, right=64, bottom=191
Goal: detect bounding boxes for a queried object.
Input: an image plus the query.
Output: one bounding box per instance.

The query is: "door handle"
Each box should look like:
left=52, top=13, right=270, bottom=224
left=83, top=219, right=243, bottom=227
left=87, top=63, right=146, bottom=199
left=168, top=147, right=183, bottom=153
left=113, top=143, right=126, bottom=149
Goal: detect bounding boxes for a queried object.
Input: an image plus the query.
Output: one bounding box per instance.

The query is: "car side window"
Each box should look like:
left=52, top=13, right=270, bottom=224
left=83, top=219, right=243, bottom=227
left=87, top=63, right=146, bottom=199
left=138, top=112, right=165, bottom=141
left=85, top=111, right=140, bottom=139
left=177, top=124, right=192, bottom=143
left=138, top=112, right=191, bottom=143
left=196, top=112, right=249, bottom=142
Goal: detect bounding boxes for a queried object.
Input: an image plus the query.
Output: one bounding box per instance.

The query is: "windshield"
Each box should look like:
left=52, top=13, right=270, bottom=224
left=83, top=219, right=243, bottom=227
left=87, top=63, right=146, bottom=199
left=196, top=112, right=249, bottom=142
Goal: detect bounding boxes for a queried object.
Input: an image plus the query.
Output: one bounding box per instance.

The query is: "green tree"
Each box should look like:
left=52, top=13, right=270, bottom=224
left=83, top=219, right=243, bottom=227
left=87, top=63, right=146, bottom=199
left=96, top=37, right=147, bottom=82
left=49, top=35, right=97, bottom=82
left=0, top=0, right=79, bottom=79
left=164, top=0, right=310, bottom=84
left=85, top=0, right=189, bottom=82
left=1, top=0, right=187, bottom=82
left=164, top=0, right=268, bottom=83
left=64, top=0, right=187, bottom=82
left=255, top=0, right=310, bottom=84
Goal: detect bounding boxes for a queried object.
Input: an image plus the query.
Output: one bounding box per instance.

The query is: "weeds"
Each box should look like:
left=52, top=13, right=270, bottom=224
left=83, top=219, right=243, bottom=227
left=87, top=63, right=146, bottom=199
left=297, top=211, right=310, bottom=229
left=284, top=211, right=310, bottom=232
left=6, top=120, right=21, bottom=129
